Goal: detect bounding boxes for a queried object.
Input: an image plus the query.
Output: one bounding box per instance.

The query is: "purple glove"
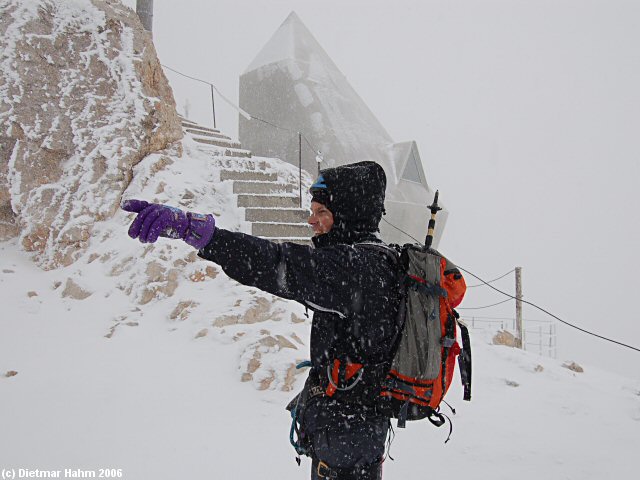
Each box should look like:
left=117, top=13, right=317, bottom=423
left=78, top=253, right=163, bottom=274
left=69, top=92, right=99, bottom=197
left=121, top=199, right=216, bottom=249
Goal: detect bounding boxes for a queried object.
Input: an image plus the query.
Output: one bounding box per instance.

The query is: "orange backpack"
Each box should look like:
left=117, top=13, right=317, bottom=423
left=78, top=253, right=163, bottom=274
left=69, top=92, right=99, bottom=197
left=378, top=244, right=471, bottom=435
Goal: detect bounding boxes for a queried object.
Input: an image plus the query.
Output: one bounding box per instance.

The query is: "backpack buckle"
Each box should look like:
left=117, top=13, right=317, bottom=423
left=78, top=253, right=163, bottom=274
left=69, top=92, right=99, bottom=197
left=317, top=461, right=338, bottom=479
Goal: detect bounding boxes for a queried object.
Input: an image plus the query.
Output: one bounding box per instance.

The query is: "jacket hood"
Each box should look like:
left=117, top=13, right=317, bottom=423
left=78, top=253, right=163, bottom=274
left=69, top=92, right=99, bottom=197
left=310, top=161, right=387, bottom=246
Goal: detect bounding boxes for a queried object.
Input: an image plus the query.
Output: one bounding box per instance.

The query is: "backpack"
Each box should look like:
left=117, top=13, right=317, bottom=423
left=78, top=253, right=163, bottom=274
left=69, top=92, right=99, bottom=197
left=362, top=243, right=472, bottom=432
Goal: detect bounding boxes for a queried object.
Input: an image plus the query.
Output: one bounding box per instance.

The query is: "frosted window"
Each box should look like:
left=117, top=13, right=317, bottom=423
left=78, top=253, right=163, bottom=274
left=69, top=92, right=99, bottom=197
left=402, top=151, right=423, bottom=184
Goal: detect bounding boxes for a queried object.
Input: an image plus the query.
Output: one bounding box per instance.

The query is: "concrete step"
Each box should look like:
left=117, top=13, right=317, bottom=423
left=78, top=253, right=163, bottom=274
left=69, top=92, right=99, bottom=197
left=224, top=148, right=252, bottom=158
left=185, top=128, right=232, bottom=141
left=223, top=148, right=252, bottom=158
left=197, top=146, right=253, bottom=159
left=245, top=208, right=309, bottom=223
left=252, top=222, right=312, bottom=238
left=213, top=157, right=271, bottom=171
left=238, top=195, right=301, bottom=208
left=220, top=170, right=277, bottom=182
left=210, top=157, right=270, bottom=171
left=181, top=120, right=220, bottom=134
left=233, top=181, right=293, bottom=195
left=192, top=136, right=243, bottom=149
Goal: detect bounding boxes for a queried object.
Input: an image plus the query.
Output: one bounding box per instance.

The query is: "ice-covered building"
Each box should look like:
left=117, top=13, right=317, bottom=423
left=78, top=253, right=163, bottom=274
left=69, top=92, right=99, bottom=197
left=239, top=12, right=447, bottom=246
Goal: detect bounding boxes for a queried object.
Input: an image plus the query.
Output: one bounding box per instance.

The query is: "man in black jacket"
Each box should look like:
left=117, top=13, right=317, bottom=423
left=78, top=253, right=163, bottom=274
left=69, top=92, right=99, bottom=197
left=122, top=161, right=400, bottom=480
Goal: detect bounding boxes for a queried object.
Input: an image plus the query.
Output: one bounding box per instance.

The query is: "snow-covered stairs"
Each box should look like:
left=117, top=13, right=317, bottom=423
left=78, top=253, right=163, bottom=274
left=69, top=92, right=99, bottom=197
left=181, top=117, right=312, bottom=245
left=181, top=117, right=252, bottom=158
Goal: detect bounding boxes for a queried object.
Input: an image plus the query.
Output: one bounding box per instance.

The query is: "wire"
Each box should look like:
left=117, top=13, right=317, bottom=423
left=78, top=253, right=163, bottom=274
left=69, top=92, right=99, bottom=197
left=457, top=266, right=640, bottom=353
left=458, top=298, right=513, bottom=310
left=458, top=315, right=552, bottom=323
left=381, top=216, right=640, bottom=353
left=467, top=269, right=515, bottom=288
left=301, top=134, right=320, bottom=156
left=247, top=119, right=321, bottom=156
left=250, top=115, right=296, bottom=133
left=161, top=63, right=211, bottom=86
left=161, top=64, right=251, bottom=119
left=162, top=64, right=323, bottom=154
left=381, top=216, right=423, bottom=244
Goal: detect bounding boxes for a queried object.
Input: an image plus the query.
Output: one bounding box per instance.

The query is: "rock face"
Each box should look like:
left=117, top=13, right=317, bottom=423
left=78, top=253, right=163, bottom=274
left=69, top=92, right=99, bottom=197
left=0, top=0, right=182, bottom=268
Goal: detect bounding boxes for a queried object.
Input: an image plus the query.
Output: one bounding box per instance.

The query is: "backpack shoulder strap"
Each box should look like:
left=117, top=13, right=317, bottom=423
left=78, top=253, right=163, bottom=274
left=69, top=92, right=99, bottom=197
left=353, top=242, right=401, bottom=267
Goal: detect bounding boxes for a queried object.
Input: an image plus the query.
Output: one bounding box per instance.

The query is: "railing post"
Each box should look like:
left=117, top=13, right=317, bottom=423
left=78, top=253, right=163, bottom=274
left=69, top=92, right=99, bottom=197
left=298, top=132, right=302, bottom=208
left=210, top=84, right=216, bottom=129
left=316, top=151, right=323, bottom=176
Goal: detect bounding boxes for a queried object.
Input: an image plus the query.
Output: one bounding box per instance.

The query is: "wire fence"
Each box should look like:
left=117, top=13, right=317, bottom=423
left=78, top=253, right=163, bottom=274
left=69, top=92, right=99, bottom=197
left=460, top=315, right=557, bottom=358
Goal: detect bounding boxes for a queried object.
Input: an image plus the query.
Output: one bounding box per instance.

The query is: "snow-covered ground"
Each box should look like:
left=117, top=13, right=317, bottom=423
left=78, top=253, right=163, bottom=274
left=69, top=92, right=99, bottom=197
left=1, top=134, right=638, bottom=480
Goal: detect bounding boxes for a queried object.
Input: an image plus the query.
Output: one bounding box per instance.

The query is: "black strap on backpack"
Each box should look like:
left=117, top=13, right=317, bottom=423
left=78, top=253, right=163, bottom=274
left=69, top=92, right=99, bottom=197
left=454, top=311, right=472, bottom=401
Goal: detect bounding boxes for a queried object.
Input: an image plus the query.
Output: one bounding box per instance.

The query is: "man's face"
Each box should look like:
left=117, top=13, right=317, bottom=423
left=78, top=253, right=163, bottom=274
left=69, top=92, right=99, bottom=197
left=308, top=201, right=334, bottom=236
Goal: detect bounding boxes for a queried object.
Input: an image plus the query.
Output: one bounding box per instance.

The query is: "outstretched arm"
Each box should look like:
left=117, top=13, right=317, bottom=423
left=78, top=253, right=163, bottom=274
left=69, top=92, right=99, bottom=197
left=198, top=228, right=357, bottom=316
left=121, top=199, right=360, bottom=315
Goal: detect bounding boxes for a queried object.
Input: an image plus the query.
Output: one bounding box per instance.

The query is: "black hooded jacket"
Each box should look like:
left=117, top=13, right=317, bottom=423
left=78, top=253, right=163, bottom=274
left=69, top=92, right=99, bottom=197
left=198, top=161, right=400, bottom=409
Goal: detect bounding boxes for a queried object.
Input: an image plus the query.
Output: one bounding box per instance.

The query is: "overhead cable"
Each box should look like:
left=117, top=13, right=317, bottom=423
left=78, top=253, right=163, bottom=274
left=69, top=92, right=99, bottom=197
left=161, top=64, right=251, bottom=119
left=457, top=298, right=513, bottom=310
left=457, top=266, right=640, bottom=353
left=467, top=269, right=515, bottom=288
left=161, top=63, right=321, bottom=153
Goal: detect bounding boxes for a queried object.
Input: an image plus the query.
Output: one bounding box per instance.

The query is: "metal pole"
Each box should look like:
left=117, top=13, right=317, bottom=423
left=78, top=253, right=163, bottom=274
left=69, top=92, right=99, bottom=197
left=515, top=267, right=523, bottom=349
left=298, top=132, right=302, bottom=208
left=210, top=84, right=217, bottom=129
left=424, top=191, right=442, bottom=250
left=136, top=0, right=154, bottom=35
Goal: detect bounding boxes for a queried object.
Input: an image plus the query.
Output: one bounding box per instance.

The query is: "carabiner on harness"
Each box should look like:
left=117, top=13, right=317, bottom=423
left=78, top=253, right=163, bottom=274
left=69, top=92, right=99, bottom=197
left=326, top=364, right=364, bottom=392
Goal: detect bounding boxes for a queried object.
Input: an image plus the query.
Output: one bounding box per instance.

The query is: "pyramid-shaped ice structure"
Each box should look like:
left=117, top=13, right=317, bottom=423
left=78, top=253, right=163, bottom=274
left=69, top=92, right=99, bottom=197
left=239, top=12, right=447, bottom=246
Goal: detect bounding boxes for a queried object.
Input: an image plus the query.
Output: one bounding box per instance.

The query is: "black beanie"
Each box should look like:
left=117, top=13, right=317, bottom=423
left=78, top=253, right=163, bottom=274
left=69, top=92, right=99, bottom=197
left=310, top=161, right=386, bottom=234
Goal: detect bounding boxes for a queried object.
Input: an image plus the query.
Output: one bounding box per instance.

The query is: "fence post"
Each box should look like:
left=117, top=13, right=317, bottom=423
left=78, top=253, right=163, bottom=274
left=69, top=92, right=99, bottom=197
left=539, top=325, right=543, bottom=355
left=515, top=267, right=524, bottom=349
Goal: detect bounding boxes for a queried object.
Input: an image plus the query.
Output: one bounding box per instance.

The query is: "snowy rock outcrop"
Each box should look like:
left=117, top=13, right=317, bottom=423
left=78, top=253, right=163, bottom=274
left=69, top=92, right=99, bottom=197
left=0, top=2, right=310, bottom=395
left=0, top=0, right=182, bottom=268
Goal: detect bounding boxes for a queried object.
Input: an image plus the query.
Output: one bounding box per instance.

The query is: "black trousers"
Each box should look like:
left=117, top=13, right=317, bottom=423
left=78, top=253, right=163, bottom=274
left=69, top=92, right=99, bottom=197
left=309, top=415, right=388, bottom=480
